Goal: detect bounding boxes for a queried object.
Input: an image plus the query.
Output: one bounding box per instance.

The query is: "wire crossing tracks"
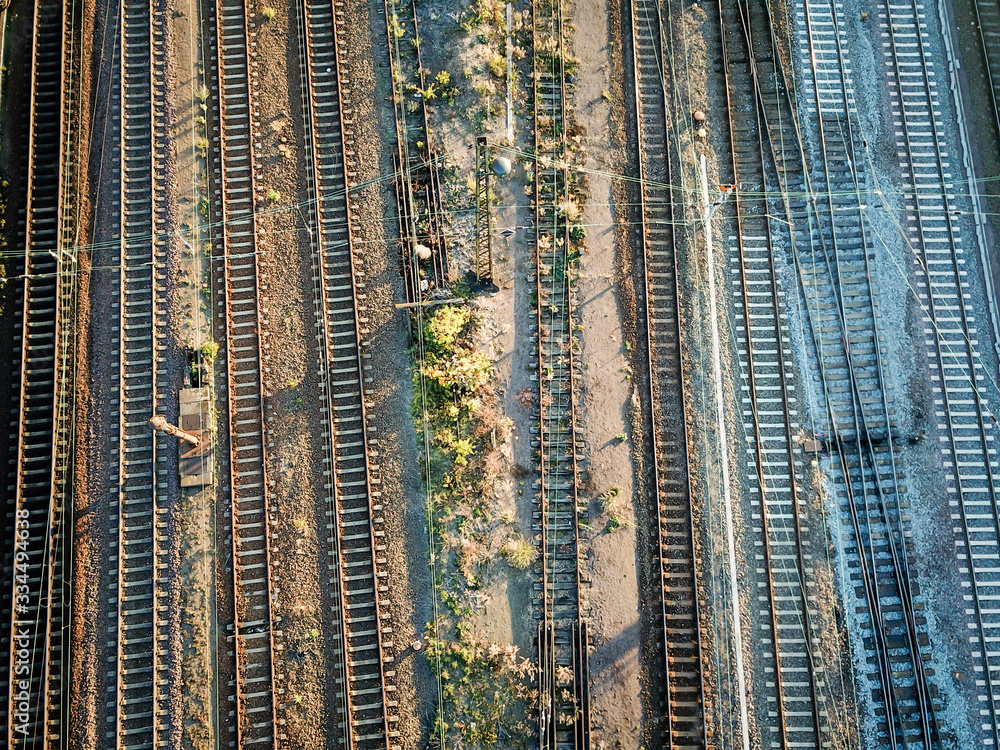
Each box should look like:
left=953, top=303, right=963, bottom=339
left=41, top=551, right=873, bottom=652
left=294, top=0, right=398, bottom=746
left=624, top=0, right=706, bottom=744
left=207, top=0, right=279, bottom=745
left=881, top=0, right=1000, bottom=742
left=384, top=0, right=449, bottom=302
left=112, top=0, right=171, bottom=745
left=717, top=0, right=830, bottom=746
left=4, top=1, right=79, bottom=745
left=530, top=0, right=590, bottom=745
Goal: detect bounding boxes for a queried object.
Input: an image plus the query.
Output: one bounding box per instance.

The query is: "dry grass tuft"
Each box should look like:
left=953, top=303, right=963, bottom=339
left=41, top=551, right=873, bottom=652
left=502, top=536, right=537, bottom=569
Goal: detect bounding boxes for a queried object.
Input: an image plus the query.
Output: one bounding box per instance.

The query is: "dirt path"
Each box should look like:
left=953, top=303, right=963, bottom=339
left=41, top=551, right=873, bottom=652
left=568, top=0, right=645, bottom=743
left=68, top=0, right=115, bottom=744
left=162, top=0, right=218, bottom=745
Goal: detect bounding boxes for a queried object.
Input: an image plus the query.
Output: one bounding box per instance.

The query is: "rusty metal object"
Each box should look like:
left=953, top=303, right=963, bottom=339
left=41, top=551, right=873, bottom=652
left=149, top=414, right=200, bottom=446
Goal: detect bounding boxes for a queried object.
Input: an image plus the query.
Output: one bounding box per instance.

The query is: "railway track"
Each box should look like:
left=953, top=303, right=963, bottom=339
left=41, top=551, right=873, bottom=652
left=110, top=0, right=172, bottom=746
left=880, top=0, right=1000, bottom=743
left=972, top=0, right=1000, bottom=148
left=383, top=0, right=448, bottom=302
left=623, top=0, right=706, bottom=745
left=716, top=0, right=831, bottom=746
left=294, top=0, right=398, bottom=745
left=715, top=0, right=941, bottom=745
left=3, top=1, right=79, bottom=745
left=206, top=0, right=279, bottom=745
left=530, top=0, right=590, bottom=745
left=791, top=0, right=945, bottom=745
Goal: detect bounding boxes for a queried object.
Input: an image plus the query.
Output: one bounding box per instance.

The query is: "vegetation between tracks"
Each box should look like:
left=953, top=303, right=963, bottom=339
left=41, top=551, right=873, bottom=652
left=412, top=300, right=537, bottom=747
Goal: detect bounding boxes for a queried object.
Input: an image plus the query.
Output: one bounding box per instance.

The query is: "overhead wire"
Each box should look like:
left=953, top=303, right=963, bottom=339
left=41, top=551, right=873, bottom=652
left=5, top=142, right=1000, bottom=270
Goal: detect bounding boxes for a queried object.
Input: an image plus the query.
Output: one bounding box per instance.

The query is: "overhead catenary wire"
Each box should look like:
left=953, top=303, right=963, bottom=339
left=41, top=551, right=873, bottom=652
left=4, top=131, right=995, bottom=275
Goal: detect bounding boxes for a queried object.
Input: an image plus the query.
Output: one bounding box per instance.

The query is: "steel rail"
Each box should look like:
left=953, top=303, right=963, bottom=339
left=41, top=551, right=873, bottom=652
left=778, top=0, right=933, bottom=737
left=382, top=0, right=448, bottom=301
left=724, top=0, right=938, bottom=744
left=761, top=13, right=916, bottom=747
left=5, top=1, right=76, bottom=746
left=209, top=0, right=279, bottom=745
left=796, top=0, right=939, bottom=743
left=113, top=0, right=169, bottom=745
left=970, top=0, right=1000, bottom=153
left=530, top=0, right=590, bottom=744
left=717, top=0, right=826, bottom=744
left=47, top=1, right=83, bottom=744
left=623, top=0, right=706, bottom=744
left=294, top=0, right=396, bottom=745
left=884, top=0, right=1000, bottom=741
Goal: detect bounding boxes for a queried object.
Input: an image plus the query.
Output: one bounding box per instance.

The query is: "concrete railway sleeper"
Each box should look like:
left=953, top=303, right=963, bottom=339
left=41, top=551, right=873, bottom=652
left=3, top=1, right=81, bottom=745
left=881, top=0, right=1000, bottom=741
left=624, top=0, right=707, bottom=744
left=717, top=0, right=828, bottom=745
left=110, top=0, right=174, bottom=746
left=720, top=0, right=941, bottom=745
left=293, top=0, right=398, bottom=746
left=206, top=0, right=279, bottom=746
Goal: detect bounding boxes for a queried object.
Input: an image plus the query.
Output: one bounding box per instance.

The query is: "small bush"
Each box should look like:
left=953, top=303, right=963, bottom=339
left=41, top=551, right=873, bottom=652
left=502, top=537, right=537, bottom=569
left=423, top=349, right=493, bottom=392
left=600, top=486, right=622, bottom=513
left=390, top=13, right=406, bottom=37
left=601, top=486, right=629, bottom=532
left=426, top=305, right=471, bottom=351
left=266, top=188, right=281, bottom=203
left=261, top=7, right=277, bottom=20
left=200, top=340, right=220, bottom=363
left=606, top=515, right=627, bottom=532
left=0, top=177, right=9, bottom=231
left=488, top=53, right=506, bottom=78
left=453, top=437, right=475, bottom=466
left=559, top=200, right=581, bottom=222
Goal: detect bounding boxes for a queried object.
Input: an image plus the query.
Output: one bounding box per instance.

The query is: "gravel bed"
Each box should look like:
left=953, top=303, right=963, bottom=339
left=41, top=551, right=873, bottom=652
left=69, top=0, right=118, bottom=744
